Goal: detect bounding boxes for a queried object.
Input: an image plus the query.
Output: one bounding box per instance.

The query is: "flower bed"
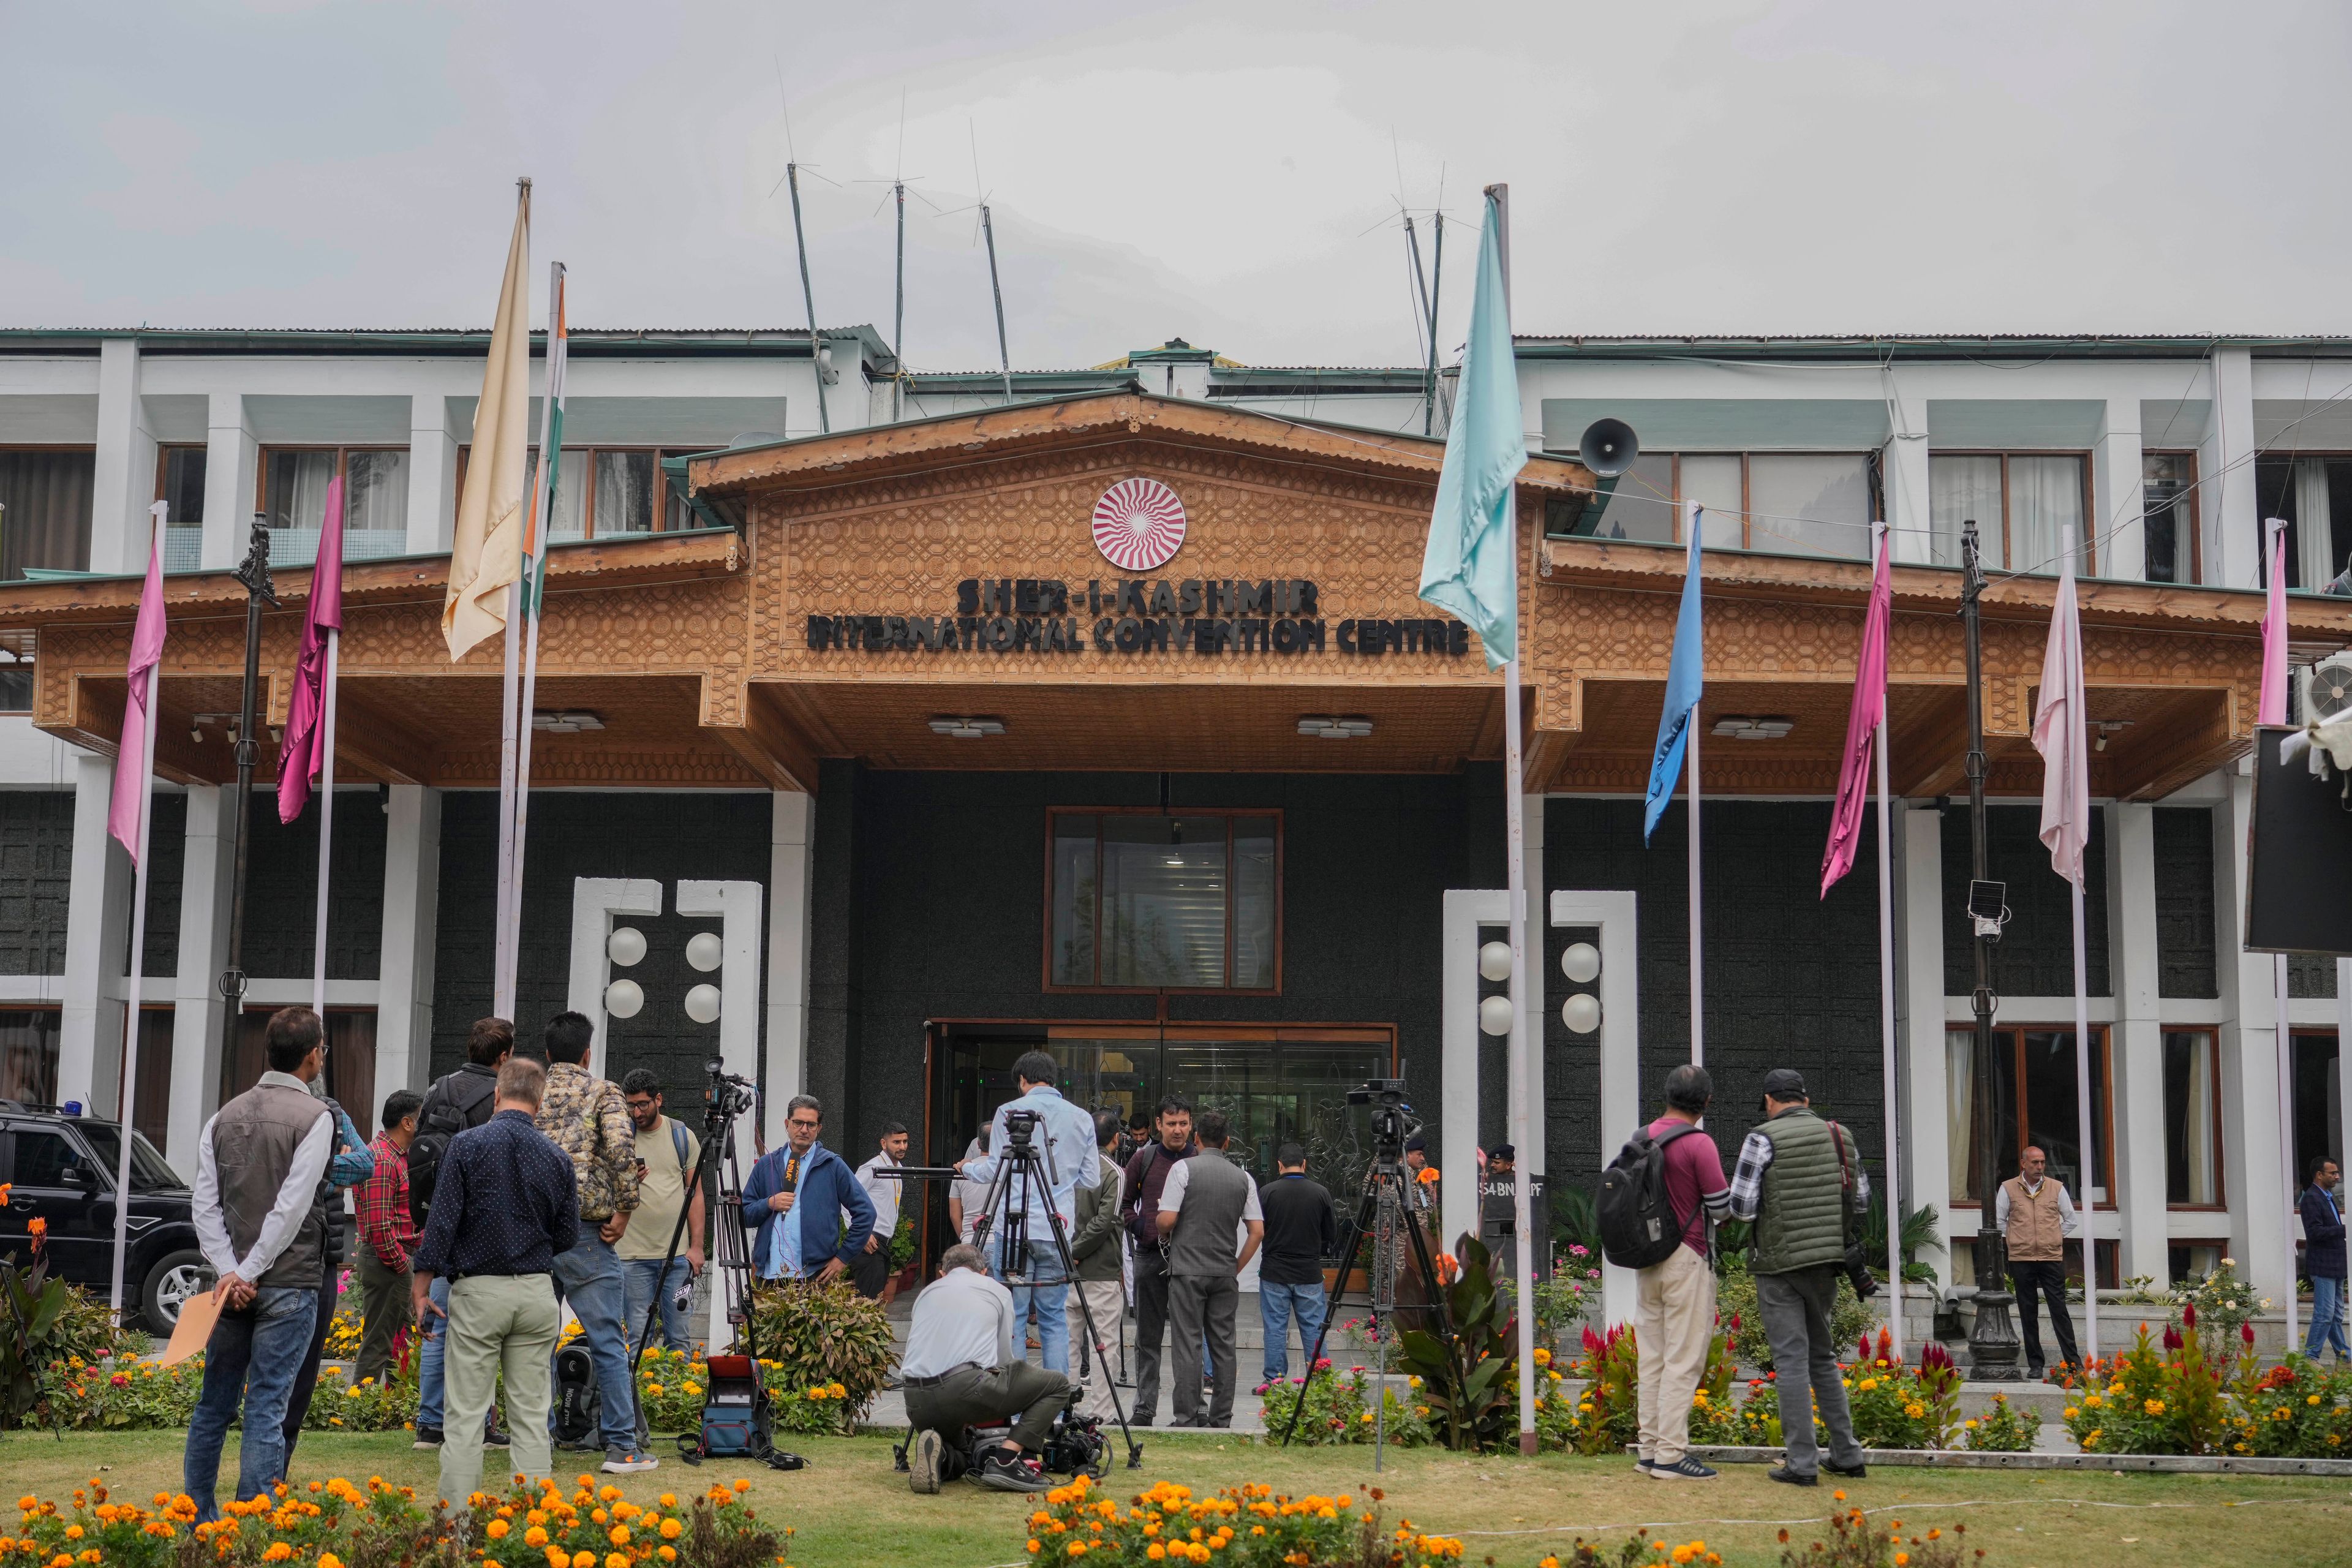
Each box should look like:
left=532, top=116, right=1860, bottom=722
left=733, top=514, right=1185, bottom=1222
left=1019, top=1477, right=1463, bottom=1568
left=2059, top=1317, right=2352, bottom=1458
left=3, top=1472, right=790, bottom=1568
left=1256, top=1365, right=1433, bottom=1447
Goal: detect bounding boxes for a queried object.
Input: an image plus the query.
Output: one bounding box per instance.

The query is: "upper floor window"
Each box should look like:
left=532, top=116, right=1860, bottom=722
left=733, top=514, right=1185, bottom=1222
left=0, top=631, right=32, bottom=714
left=2254, top=456, right=2352, bottom=592
left=259, top=447, right=410, bottom=564
left=156, top=446, right=206, bottom=572
left=1545, top=451, right=1880, bottom=560
left=0, top=448, right=94, bottom=582
left=1947, top=1023, right=2112, bottom=1205
left=2143, top=452, right=2200, bottom=584
left=454, top=445, right=704, bottom=542
left=1047, top=810, right=1280, bottom=992
left=1929, top=452, right=2090, bottom=574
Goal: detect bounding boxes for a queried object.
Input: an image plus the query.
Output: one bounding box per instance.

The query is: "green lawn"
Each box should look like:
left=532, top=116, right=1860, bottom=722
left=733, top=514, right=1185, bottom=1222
left=4, top=1428, right=2350, bottom=1568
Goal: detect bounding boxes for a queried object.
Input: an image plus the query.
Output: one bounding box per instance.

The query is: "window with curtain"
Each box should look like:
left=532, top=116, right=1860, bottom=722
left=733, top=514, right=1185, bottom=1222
left=2162, top=1028, right=2221, bottom=1207
left=1929, top=453, right=2089, bottom=573
left=225, top=1008, right=379, bottom=1133
left=0, top=631, right=32, bottom=714
left=2142, top=452, right=2198, bottom=584
left=2253, top=456, right=2352, bottom=592
left=156, top=447, right=208, bottom=573
left=0, top=449, right=96, bottom=582
left=260, top=448, right=410, bottom=565
left=454, top=446, right=703, bottom=542
left=1946, top=1024, right=2113, bottom=1203
left=1047, top=810, right=1281, bottom=991
left=1540, top=451, right=1874, bottom=557
left=0, top=1008, right=61, bottom=1105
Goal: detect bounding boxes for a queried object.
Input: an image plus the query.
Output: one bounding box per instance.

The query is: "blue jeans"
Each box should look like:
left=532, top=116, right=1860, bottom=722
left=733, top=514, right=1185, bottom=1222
left=1259, top=1280, right=1328, bottom=1383
left=2310, top=1275, right=2352, bottom=1359
left=550, top=1234, right=639, bottom=1453
left=183, top=1284, right=318, bottom=1521
left=993, top=1235, right=1069, bottom=1374
left=417, top=1275, right=453, bottom=1428
left=622, top=1257, right=693, bottom=1357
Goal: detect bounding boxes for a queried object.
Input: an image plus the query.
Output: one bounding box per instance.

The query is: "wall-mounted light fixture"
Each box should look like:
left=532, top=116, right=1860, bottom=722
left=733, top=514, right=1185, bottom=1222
left=1710, top=716, right=1795, bottom=740
left=1297, top=715, right=1374, bottom=739
left=928, top=717, right=1006, bottom=737
left=533, top=710, right=605, bottom=733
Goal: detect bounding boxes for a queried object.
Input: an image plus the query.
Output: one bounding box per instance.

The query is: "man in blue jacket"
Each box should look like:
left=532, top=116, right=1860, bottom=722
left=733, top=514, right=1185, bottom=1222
left=2302, top=1156, right=2350, bottom=1361
left=742, top=1095, right=875, bottom=1286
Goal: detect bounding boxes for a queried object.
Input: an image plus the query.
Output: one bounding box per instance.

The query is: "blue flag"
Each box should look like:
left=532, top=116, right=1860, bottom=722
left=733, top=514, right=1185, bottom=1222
left=1643, top=518, right=1705, bottom=842
left=1418, top=197, right=1526, bottom=669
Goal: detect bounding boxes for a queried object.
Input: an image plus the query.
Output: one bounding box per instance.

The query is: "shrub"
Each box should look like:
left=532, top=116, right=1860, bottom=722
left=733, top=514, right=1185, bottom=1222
left=2229, top=1355, right=2352, bottom=1457
left=1562, top=1323, right=1640, bottom=1457
left=746, top=1278, right=894, bottom=1432
left=2062, top=1322, right=2230, bottom=1456
left=1775, top=1499, right=1979, bottom=1568
left=1841, top=1331, right=1961, bottom=1450
left=886, top=1215, right=916, bottom=1273
left=1258, top=1364, right=1432, bottom=1449
left=1961, top=1392, right=2040, bottom=1452
left=1391, top=1236, right=1515, bottom=1452
left=1714, top=1257, right=1875, bottom=1373
left=1020, top=1477, right=1461, bottom=1568
left=0, top=1207, right=138, bottom=1428
left=1539, top=1531, right=1719, bottom=1568
left=1530, top=1248, right=1602, bottom=1354
left=304, top=1371, right=418, bottom=1431
left=40, top=1354, right=206, bottom=1430
left=2175, top=1259, right=2265, bottom=1366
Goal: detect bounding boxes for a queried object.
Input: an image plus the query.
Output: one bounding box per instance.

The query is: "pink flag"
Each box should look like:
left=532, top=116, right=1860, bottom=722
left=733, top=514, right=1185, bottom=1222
left=2260, top=516, right=2290, bottom=726
left=1820, top=526, right=1893, bottom=897
left=277, top=475, right=346, bottom=824
left=106, top=511, right=168, bottom=859
left=2034, top=532, right=2090, bottom=885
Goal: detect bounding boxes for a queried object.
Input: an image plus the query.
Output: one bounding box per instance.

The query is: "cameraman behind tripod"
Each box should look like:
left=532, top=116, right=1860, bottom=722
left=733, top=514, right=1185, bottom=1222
left=954, top=1050, right=1101, bottom=1376
left=902, top=1245, right=1071, bottom=1494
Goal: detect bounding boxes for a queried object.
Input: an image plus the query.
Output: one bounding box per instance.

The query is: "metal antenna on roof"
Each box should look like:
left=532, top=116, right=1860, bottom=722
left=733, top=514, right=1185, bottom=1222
left=775, top=62, right=830, bottom=434
left=1424, top=196, right=1445, bottom=437
left=1403, top=215, right=1434, bottom=434
left=971, top=123, right=1014, bottom=404
left=892, top=90, right=908, bottom=422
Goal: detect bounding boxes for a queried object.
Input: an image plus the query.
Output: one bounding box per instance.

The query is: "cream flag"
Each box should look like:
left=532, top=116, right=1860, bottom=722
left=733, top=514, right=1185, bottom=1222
left=442, top=182, right=532, bottom=660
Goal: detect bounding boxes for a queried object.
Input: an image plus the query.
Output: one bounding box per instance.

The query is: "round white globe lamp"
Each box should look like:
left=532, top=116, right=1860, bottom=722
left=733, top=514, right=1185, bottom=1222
left=1561, top=943, right=1600, bottom=984
left=686, top=932, right=725, bottom=973
left=684, top=984, right=723, bottom=1025
left=1478, top=994, right=1515, bottom=1037
left=605, top=978, right=645, bottom=1019
left=607, top=927, right=647, bottom=967
left=1477, top=941, right=1513, bottom=982
left=1562, top=993, right=1602, bottom=1035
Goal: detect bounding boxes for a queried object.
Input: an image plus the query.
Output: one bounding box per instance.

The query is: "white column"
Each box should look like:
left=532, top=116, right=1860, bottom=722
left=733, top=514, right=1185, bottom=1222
left=375, top=785, right=442, bottom=1099
left=1898, top=803, right=1953, bottom=1281
left=2096, top=401, right=2146, bottom=582
left=407, top=398, right=458, bottom=556
left=763, top=791, right=816, bottom=1153
left=2108, top=802, right=2169, bottom=1281
left=88, top=339, right=152, bottom=576
left=567, top=879, right=663, bottom=1079
left=2203, top=347, right=2258, bottom=589
left=1520, top=794, right=1547, bottom=1178
left=2213, top=772, right=2292, bottom=1303
left=1550, top=889, right=1638, bottom=1327
left=679, top=880, right=764, bottom=1177
left=166, top=785, right=235, bottom=1172
left=1883, top=388, right=1934, bottom=566
left=1442, top=889, right=1509, bottom=1253
left=59, top=755, right=130, bottom=1114
left=202, top=393, right=258, bottom=571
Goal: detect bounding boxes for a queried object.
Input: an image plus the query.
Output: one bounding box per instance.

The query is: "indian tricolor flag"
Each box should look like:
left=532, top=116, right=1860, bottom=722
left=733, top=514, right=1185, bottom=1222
left=524, top=264, right=568, bottom=611
left=443, top=182, right=532, bottom=660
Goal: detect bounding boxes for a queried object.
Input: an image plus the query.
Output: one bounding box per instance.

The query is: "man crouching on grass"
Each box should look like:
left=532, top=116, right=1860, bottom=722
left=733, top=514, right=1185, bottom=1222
left=901, top=1244, right=1072, bottom=1494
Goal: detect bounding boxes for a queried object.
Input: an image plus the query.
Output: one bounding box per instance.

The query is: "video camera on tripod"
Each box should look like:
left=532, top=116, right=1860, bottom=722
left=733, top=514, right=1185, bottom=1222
left=1346, top=1078, right=1415, bottom=1157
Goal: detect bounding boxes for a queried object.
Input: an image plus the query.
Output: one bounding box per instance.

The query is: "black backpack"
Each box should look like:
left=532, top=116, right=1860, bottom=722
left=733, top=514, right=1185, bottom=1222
left=1597, top=1123, right=1699, bottom=1270
left=406, top=1070, right=498, bottom=1227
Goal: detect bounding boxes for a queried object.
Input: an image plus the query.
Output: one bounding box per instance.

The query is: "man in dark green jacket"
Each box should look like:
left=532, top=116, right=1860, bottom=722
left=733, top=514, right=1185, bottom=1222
left=1068, top=1110, right=1127, bottom=1419
left=1727, top=1069, right=1868, bottom=1487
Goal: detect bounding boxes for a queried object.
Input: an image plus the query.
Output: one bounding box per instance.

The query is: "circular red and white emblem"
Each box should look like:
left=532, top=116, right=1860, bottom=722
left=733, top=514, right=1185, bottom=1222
left=1090, top=478, right=1186, bottom=571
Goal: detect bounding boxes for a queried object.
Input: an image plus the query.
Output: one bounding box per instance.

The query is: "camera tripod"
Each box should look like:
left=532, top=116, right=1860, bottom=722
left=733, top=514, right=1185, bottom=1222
left=881, top=1112, right=1145, bottom=1472
left=1277, top=1110, right=1453, bottom=1472
left=628, top=1063, right=800, bottom=1468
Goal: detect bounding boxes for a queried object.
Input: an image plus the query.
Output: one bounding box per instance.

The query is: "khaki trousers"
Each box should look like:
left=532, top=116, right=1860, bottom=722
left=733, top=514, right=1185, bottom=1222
left=1632, top=1243, right=1716, bottom=1465
left=1066, top=1278, right=1126, bottom=1419
left=439, top=1274, right=562, bottom=1509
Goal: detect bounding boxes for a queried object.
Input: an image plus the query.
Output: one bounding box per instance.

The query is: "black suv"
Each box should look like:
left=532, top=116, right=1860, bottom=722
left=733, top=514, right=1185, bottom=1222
left=0, top=1102, right=208, bottom=1332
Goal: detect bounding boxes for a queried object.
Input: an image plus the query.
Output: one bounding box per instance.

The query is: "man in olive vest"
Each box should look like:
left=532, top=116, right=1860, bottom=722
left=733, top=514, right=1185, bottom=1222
left=1997, top=1145, right=2082, bottom=1378
left=1727, top=1068, right=1868, bottom=1487
left=184, top=1006, right=337, bottom=1520
left=1156, top=1109, right=1263, bottom=1428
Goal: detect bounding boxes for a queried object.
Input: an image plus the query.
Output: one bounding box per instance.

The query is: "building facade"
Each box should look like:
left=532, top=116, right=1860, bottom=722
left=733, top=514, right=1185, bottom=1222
left=2, top=325, right=2350, bottom=1313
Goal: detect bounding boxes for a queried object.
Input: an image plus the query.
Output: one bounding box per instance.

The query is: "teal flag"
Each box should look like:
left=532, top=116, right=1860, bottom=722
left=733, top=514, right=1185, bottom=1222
left=1418, top=196, right=1526, bottom=669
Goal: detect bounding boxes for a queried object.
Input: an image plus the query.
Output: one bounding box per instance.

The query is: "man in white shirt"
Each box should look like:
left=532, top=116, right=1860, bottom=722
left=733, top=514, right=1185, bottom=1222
left=853, top=1122, right=911, bottom=1301
left=957, top=1050, right=1102, bottom=1375
left=900, top=1245, right=1072, bottom=1496
left=183, top=1006, right=337, bottom=1520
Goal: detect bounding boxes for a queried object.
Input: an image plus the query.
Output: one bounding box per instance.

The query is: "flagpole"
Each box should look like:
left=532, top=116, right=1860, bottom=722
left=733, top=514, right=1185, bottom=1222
left=504, top=261, right=565, bottom=1023
left=2047, top=519, right=2100, bottom=1368
left=492, top=578, right=522, bottom=1018
left=1686, top=505, right=1704, bottom=1068
left=1871, top=519, right=1902, bottom=1359
left=1477, top=181, right=1537, bottom=1458
left=2266, top=516, right=2298, bottom=1352
left=311, top=627, right=338, bottom=1018
left=108, top=500, right=167, bottom=1319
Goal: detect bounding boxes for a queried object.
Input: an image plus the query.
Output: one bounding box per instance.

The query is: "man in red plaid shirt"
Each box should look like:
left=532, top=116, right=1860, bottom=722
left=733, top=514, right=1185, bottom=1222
left=354, top=1089, right=424, bottom=1387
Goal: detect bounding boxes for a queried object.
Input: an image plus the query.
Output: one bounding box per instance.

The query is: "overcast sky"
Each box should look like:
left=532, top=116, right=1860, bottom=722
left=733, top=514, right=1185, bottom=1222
left=6, top=1, right=2350, bottom=371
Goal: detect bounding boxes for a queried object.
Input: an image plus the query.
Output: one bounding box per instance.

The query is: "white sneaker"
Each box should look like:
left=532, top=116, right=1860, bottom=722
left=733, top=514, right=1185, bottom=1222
left=602, top=1450, right=659, bottom=1474
left=910, top=1429, right=944, bottom=1494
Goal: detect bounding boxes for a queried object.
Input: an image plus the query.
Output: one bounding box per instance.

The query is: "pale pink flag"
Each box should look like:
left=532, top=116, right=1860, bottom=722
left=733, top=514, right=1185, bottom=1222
left=277, top=475, right=346, bottom=823
left=2260, top=517, right=2290, bottom=726
left=2033, top=537, right=2090, bottom=886
left=107, top=515, right=168, bottom=859
left=1820, top=525, right=1893, bottom=897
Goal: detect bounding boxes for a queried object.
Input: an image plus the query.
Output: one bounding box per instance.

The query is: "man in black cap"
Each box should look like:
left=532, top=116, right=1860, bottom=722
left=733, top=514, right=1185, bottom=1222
left=1403, top=1136, right=1436, bottom=1213
left=1727, top=1068, right=1868, bottom=1487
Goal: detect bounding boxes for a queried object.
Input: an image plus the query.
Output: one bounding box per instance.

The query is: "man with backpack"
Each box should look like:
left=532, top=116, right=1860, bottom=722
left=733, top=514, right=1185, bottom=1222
left=618, top=1069, right=704, bottom=1356
left=1727, top=1068, right=1869, bottom=1488
left=406, top=1016, right=514, bottom=1449
left=1601, top=1064, right=1731, bottom=1481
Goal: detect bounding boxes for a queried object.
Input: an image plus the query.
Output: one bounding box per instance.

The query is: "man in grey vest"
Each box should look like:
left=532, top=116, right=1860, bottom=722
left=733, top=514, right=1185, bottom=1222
left=1155, top=1109, right=1263, bottom=1428
left=184, top=1006, right=337, bottom=1520
left=1727, top=1068, right=1869, bottom=1487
